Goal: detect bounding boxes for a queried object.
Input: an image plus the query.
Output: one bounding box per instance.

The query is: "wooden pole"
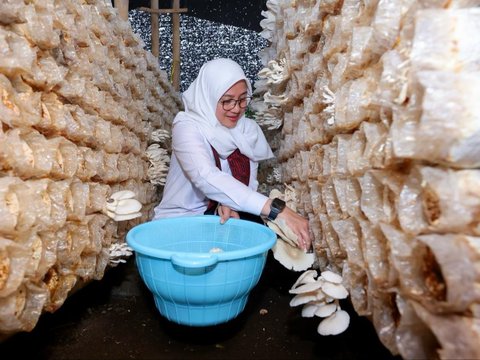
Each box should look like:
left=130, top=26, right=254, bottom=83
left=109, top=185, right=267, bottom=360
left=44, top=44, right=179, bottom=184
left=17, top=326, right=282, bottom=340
left=172, top=0, right=181, bottom=91
left=151, top=0, right=159, bottom=58
left=113, top=0, right=129, bottom=21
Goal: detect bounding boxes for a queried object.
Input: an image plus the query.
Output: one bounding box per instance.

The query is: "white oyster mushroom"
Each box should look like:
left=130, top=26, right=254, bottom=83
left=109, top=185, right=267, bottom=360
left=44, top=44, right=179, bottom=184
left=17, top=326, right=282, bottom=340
left=258, top=67, right=272, bottom=79
left=302, top=305, right=318, bottom=318
left=110, top=190, right=136, bottom=200
left=260, top=26, right=273, bottom=41
left=249, top=98, right=269, bottom=113
left=289, top=269, right=351, bottom=336
left=150, top=129, right=170, bottom=143
left=269, top=216, right=301, bottom=247
left=322, top=85, right=335, bottom=125
left=252, top=78, right=269, bottom=95
left=105, top=198, right=141, bottom=215
left=289, top=292, right=320, bottom=307
left=267, top=188, right=314, bottom=271
left=314, top=302, right=338, bottom=318
left=267, top=59, right=288, bottom=85
left=317, top=310, right=350, bottom=336
left=263, top=91, right=288, bottom=105
left=258, top=59, right=288, bottom=85
left=260, top=10, right=276, bottom=31
left=291, top=269, right=318, bottom=289
left=103, top=191, right=142, bottom=222
left=321, top=282, right=349, bottom=299
left=108, top=242, right=134, bottom=266
left=271, top=240, right=315, bottom=272
left=146, top=144, right=170, bottom=186
left=255, top=113, right=282, bottom=130
left=302, top=301, right=326, bottom=317
left=283, top=185, right=298, bottom=210
left=266, top=0, right=279, bottom=12
left=320, top=270, right=343, bottom=284
left=265, top=165, right=281, bottom=183
left=289, top=280, right=323, bottom=294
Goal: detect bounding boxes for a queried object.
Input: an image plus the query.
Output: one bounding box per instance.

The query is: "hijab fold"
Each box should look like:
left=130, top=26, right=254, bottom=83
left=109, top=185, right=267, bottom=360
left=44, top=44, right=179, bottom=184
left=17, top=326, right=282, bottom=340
left=173, top=58, right=274, bottom=161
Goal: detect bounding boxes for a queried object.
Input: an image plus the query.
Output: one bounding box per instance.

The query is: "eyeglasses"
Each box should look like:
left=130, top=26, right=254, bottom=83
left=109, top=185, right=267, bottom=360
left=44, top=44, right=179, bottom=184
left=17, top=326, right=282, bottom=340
left=219, top=96, right=252, bottom=111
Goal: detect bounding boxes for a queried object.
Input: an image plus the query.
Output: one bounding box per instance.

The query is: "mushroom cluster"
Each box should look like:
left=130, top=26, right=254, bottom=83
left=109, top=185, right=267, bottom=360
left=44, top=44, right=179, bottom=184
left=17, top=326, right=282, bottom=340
left=145, top=144, right=170, bottom=186
left=145, top=129, right=171, bottom=186
left=250, top=59, right=289, bottom=131
left=103, top=190, right=143, bottom=222
left=108, top=242, right=133, bottom=267
left=290, top=269, right=350, bottom=336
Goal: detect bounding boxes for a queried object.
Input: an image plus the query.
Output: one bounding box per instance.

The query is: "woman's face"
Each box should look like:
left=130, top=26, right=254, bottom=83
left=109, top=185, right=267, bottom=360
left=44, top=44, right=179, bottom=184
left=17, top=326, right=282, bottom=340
left=215, top=80, right=249, bottom=129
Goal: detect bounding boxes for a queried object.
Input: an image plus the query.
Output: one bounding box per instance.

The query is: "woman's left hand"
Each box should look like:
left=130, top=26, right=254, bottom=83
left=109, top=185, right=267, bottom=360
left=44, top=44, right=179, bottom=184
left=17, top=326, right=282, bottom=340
left=217, top=205, right=240, bottom=224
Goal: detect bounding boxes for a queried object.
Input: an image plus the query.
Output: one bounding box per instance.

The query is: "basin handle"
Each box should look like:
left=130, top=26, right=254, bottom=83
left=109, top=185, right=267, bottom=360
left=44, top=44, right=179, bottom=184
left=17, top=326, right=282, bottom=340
left=171, top=254, right=219, bottom=268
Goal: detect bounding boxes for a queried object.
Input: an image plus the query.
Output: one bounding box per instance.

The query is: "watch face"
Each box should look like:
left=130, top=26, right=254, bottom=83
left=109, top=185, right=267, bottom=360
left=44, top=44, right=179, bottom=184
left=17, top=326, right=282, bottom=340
left=272, top=198, right=286, bottom=211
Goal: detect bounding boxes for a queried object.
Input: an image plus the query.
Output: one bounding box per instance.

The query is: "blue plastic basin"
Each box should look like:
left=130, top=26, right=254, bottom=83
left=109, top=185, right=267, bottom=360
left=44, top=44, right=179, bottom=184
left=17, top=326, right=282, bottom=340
left=126, top=215, right=277, bottom=327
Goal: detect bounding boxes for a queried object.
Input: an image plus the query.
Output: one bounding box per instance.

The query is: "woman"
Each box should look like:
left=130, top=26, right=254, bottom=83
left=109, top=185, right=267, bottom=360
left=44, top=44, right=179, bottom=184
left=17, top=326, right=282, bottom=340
left=153, top=58, right=311, bottom=251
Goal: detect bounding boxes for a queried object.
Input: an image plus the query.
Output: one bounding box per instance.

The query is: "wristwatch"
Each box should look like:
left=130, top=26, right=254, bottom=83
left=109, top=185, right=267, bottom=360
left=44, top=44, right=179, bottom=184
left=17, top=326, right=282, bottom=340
left=267, top=198, right=286, bottom=221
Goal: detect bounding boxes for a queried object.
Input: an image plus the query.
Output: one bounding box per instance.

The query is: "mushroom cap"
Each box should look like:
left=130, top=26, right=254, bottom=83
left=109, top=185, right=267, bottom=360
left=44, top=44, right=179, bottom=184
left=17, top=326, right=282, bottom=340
left=271, top=240, right=315, bottom=272
left=108, top=198, right=142, bottom=215
left=301, top=301, right=326, bottom=317
left=267, top=220, right=297, bottom=247
left=320, top=270, right=343, bottom=284
left=110, top=212, right=142, bottom=222
left=289, top=292, right=318, bottom=307
left=314, top=303, right=338, bottom=318
left=109, top=190, right=136, bottom=201
left=289, top=280, right=323, bottom=294
left=317, top=310, right=350, bottom=336
left=267, top=217, right=300, bottom=247
left=291, top=269, right=318, bottom=289
left=321, top=282, right=349, bottom=299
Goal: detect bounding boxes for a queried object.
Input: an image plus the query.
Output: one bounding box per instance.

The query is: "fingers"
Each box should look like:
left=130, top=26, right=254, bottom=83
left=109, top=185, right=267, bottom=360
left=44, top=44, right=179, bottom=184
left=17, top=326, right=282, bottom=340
left=297, top=232, right=309, bottom=251
left=219, top=206, right=230, bottom=224
left=300, top=229, right=312, bottom=252
left=218, top=206, right=240, bottom=224
left=280, top=208, right=311, bottom=251
left=298, top=225, right=312, bottom=251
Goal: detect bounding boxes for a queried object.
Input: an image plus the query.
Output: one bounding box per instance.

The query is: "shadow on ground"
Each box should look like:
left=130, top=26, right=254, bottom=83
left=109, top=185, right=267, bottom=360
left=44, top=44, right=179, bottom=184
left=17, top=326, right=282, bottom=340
left=1, top=253, right=401, bottom=360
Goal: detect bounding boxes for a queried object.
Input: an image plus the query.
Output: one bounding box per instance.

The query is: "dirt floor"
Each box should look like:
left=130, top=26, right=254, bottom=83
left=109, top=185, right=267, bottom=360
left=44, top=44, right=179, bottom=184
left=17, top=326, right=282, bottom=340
left=1, top=253, right=401, bottom=360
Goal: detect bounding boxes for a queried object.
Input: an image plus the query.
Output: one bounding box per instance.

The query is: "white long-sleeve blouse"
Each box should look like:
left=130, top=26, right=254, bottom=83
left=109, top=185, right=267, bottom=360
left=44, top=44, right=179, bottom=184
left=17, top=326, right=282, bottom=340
left=153, top=121, right=269, bottom=219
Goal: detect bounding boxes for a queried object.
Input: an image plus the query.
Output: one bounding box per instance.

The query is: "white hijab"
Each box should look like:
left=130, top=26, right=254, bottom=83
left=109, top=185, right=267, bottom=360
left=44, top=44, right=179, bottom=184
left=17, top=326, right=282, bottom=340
left=173, top=58, right=274, bottom=161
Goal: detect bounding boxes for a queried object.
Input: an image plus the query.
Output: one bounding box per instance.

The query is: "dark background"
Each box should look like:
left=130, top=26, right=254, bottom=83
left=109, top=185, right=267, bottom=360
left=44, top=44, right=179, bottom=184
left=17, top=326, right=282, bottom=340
left=129, top=0, right=267, bottom=32
left=128, top=1, right=269, bottom=91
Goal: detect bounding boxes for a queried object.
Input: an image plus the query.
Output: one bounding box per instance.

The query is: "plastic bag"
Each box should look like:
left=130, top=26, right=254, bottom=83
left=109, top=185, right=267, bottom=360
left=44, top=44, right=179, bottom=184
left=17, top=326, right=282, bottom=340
left=0, top=237, right=29, bottom=297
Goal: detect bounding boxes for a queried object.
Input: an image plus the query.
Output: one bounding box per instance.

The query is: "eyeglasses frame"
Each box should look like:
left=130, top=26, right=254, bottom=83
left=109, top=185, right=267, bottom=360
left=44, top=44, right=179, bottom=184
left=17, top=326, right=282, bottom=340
left=219, top=96, right=252, bottom=111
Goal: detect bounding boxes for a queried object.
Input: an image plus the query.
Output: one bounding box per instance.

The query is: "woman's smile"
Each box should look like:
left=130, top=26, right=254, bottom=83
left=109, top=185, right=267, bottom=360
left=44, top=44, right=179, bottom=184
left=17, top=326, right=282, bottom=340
left=226, top=114, right=240, bottom=121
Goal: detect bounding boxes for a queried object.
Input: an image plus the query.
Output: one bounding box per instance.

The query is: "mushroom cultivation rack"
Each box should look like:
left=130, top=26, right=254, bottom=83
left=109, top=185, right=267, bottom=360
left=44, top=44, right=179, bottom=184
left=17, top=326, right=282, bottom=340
left=0, top=0, right=180, bottom=339
left=252, top=1, right=480, bottom=359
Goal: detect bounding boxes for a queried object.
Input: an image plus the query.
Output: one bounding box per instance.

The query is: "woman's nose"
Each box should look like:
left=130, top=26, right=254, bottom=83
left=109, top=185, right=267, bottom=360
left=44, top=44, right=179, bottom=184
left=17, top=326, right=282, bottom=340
left=231, top=101, right=242, bottom=111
